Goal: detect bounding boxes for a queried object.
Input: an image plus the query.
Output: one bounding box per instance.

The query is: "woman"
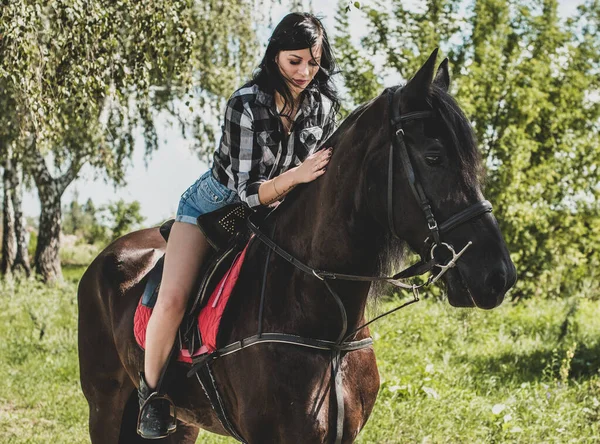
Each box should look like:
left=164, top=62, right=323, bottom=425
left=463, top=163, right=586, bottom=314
left=138, top=12, right=341, bottom=438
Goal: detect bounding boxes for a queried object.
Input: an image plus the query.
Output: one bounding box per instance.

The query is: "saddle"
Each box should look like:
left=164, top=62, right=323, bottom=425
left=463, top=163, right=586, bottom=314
left=136, top=202, right=253, bottom=361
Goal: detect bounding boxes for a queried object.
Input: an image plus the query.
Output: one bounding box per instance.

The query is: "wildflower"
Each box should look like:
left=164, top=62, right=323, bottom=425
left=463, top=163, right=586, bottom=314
left=492, top=403, right=506, bottom=415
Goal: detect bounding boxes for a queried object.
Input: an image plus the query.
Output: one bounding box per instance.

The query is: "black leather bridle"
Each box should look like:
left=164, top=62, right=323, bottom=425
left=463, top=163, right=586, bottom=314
left=386, top=85, right=493, bottom=271
left=189, top=86, right=495, bottom=444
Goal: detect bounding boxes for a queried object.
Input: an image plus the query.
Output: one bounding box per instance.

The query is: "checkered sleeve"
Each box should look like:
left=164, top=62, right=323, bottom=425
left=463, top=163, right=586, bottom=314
left=223, top=96, right=266, bottom=208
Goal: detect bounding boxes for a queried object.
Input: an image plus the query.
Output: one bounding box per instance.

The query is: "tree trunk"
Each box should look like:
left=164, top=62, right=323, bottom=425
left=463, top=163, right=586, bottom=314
left=35, top=183, right=62, bottom=282
left=11, top=161, right=31, bottom=276
left=28, top=144, right=81, bottom=283
left=1, top=156, right=16, bottom=276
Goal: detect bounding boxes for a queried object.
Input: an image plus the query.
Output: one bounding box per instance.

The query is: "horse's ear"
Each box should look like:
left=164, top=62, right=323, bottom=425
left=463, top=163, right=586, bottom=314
left=433, top=58, right=450, bottom=91
left=402, top=48, right=438, bottom=106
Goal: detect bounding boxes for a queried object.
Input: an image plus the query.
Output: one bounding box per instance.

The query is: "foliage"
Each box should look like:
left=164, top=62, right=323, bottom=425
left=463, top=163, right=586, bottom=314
left=63, top=198, right=103, bottom=244
left=2, top=270, right=600, bottom=442
left=356, top=295, right=600, bottom=443
left=62, top=197, right=144, bottom=244
left=59, top=243, right=101, bottom=267
left=79, top=199, right=110, bottom=244
left=0, top=0, right=267, bottom=173
left=106, top=199, right=144, bottom=240
left=334, top=0, right=600, bottom=299
left=61, top=193, right=85, bottom=237
left=334, top=3, right=383, bottom=116
left=0, top=0, right=271, bottom=280
left=27, top=230, right=37, bottom=259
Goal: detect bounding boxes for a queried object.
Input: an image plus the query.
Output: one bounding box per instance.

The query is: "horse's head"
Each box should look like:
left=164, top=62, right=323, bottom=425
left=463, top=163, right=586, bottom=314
left=356, top=49, right=516, bottom=309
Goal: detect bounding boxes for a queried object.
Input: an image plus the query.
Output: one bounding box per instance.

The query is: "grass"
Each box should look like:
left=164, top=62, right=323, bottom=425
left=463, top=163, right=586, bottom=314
left=357, top=295, right=600, bottom=443
left=0, top=278, right=87, bottom=443
left=1, top=269, right=600, bottom=443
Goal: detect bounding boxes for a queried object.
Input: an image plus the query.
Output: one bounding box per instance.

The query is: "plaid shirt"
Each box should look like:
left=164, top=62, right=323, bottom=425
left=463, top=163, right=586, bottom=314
left=211, top=82, right=338, bottom=208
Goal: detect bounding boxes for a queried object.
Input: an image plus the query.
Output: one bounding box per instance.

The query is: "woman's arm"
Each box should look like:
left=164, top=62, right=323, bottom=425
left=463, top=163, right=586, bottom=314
left=258, top=147, right=333, bottom=205
left=221, top=97, right=268, bottom=208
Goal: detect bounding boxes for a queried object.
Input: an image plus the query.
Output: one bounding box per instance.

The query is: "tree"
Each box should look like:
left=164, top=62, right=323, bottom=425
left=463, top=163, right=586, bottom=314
left=1, top=152, right=16, bottom=276
left=334, top=2, right=383, bottom=116
left=107, top=200, right=145, bottom=240
left=63, top=196, right=144, bottom=243
left=0, top=0, right=271, bottom=281
left=10, top=156, right=31, bottom=276
left=335, top=0, right=600, bottom=298
left=0, top=77, right=31, bottom=277
left=62, top=191, right=84, bottom=236
left=81, top=199, right=109, bottom=245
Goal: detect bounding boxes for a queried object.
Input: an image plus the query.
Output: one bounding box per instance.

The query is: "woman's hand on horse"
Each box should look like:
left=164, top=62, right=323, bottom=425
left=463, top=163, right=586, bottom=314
left=293, top=147, right=332, bottom=184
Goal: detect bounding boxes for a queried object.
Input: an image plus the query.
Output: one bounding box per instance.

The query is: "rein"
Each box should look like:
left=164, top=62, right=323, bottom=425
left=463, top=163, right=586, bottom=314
left=189, top=86, right=493, bottom=444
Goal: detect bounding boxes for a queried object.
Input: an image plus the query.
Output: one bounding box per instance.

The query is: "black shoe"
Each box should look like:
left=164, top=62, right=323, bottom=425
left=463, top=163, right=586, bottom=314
left=137, top=372, right=177, bottom=439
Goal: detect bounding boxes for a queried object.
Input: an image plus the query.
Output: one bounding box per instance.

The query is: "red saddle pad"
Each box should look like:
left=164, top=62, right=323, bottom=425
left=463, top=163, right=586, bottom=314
left=133, top=242, right=250, bottom=363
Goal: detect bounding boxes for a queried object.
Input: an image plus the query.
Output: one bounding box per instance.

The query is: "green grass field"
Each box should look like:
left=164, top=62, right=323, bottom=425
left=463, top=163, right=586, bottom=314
left=1, top=269, right=599, bottom=443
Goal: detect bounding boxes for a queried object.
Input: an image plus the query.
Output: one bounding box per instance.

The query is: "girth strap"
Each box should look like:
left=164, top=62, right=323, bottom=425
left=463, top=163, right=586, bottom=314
left=188, top=334, right=372, bottom=444
left=188, top=333, right=374, bottom=377
left=332, top=351, right=344, bottom=444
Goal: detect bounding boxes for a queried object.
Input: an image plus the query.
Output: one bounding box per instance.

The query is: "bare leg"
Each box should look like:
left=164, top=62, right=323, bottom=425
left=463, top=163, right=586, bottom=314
left=144, top=221, right=210, bottom=388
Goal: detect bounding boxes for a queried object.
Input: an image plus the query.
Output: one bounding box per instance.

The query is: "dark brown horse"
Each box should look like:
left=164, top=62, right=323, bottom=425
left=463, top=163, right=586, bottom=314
left=78, top=50, right=516, bottom=443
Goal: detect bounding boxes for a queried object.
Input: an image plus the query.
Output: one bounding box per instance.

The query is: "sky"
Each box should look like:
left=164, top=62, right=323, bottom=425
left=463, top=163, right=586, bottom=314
left=21, top=0, right=585, bottom=226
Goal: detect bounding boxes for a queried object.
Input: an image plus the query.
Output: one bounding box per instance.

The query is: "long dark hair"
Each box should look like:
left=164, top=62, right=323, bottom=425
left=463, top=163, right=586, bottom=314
left=251, top=12, right=340, bottom=118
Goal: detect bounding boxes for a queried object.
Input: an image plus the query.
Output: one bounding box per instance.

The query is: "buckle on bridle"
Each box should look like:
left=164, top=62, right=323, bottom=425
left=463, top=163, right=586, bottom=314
left=395, top=128, right=404, bottom=136
left=428, top=241, right=473, bottom=284
left=428, top=220, right=438, bottom=231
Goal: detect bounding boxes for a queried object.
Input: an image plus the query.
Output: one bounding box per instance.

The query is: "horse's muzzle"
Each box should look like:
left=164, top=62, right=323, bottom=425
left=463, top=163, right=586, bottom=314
left=445, top=256, right=516, bottom=309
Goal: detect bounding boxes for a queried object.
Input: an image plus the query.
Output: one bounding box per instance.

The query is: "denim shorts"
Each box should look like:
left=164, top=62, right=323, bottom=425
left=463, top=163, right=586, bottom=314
left=175, top=170, right=240, bottom=225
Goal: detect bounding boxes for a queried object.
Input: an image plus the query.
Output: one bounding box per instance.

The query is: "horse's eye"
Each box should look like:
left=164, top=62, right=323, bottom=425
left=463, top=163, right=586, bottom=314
left=425, top=155, right=442, bottom=166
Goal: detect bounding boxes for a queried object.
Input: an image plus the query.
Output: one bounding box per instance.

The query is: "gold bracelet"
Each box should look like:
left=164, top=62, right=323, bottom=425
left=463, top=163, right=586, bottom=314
left=272, top=178, right=281, bottom=195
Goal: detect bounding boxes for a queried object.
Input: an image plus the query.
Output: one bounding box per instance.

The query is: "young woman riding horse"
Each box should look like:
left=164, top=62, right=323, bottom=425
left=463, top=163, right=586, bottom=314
left=140, top=12, right=340, bottom=438
left=78, top=45, right=516, bottom=444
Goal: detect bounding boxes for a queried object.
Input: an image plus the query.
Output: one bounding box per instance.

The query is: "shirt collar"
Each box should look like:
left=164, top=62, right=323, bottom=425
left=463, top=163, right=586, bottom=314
left=255, top=83, right=320, bottom=116
left=300, top=83, right=320, bottom=116
left=255, top=86, right=273, bottom=108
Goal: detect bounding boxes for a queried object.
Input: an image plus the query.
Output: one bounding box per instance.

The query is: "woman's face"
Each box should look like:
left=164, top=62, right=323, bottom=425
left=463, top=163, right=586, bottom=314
left=275, top=45, right=322, bottom=96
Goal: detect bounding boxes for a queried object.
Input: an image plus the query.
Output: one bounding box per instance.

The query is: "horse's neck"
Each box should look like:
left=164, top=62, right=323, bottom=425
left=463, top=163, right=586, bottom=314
left=276, top=180, right=376, bottom=271
left=267, top=157, right=380, bottom=339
